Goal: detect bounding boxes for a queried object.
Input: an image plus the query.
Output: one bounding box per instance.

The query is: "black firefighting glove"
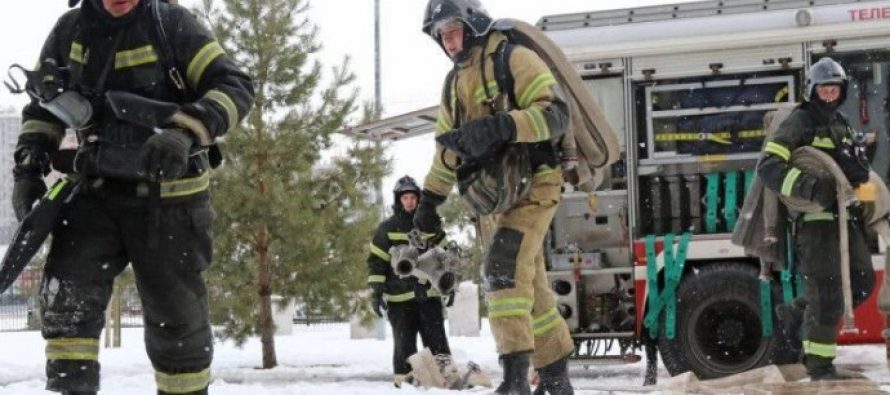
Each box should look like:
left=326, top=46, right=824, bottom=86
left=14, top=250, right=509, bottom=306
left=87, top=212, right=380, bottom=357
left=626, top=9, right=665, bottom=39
left=436, top=112, right=516, bottom=161
left=12, top=138, right=52, bottom=221
left=413, top=190, right=447, bottom=235
left=12, top=178, right=46, bottom=221
left=836, top=147, right=870, bottom=187
left=370, top=283, right=386, bottom=318
left=140, top=129, right=194, bottom=182
left=445, top=290, right=456, bottom=307
left=798, top=173, right=836, bottom=209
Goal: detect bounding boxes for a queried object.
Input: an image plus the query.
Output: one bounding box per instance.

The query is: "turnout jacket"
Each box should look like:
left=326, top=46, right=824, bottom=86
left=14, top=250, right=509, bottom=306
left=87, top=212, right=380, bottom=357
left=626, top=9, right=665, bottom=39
left=20, top=1, right=253, bottom=161
left=423, top=31, right=568, bottom=196
left=367, top=206, right=441, bottom=303
left=759, top=102, right=864, bottom=214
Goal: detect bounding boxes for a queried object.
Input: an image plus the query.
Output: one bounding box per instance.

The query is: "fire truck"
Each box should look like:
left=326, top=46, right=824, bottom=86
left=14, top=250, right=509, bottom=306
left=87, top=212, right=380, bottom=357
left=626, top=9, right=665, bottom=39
left=342, top=0, right=890, bottom=380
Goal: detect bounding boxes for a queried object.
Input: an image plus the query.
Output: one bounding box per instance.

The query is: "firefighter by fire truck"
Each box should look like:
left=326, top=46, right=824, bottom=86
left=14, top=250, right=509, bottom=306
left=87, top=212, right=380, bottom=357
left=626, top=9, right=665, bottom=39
left=758, top=57, right=876, bottom=381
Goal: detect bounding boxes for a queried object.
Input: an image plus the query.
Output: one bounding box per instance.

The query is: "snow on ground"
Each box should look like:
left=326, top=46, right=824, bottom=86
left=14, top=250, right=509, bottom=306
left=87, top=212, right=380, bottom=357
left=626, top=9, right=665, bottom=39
left=0, top=321, right=889, bottom=394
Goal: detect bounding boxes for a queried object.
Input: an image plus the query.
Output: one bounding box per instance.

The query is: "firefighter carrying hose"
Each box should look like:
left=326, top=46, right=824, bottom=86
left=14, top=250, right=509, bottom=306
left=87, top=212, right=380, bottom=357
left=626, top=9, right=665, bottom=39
left=758, top=57, right=875, bottom=381
left=415, top=1, right=575, bottom=393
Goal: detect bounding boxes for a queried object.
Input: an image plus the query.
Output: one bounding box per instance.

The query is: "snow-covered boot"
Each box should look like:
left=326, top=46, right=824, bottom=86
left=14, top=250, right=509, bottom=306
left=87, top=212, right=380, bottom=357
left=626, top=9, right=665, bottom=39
left=493, top=352, right=531, bottom=395
left=532, top=356, right=573, bottom=395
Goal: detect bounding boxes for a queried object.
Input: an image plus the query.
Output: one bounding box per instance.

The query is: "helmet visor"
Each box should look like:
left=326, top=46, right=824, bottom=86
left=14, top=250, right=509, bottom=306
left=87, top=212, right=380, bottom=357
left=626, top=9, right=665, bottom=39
left=432, top=17, right=463, bottom=39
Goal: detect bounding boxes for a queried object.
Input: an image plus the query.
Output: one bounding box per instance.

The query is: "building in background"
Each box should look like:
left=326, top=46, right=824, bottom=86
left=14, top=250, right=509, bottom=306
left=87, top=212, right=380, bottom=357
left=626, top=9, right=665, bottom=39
left=0, top=111, right=19, bottom=243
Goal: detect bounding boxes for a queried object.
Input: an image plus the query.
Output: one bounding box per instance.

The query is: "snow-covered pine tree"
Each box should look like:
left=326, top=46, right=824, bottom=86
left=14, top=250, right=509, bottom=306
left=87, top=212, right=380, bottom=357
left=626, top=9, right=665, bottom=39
left=196, top=0, right=388, bottom=369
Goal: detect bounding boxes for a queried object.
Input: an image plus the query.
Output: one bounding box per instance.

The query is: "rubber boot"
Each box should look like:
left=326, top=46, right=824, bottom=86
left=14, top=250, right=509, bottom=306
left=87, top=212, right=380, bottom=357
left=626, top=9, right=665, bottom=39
left=806, top=355, right=866, bottom=381
left=493, top=352, right=531, bottom=395
left=532, top=356, right=573, bottom=395
left=776, top=298, right=806, bottom=354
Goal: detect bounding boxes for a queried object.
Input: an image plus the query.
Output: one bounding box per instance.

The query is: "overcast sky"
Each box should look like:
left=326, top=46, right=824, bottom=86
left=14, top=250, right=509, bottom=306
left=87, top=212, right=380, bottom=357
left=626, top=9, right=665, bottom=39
left=0, top=0, right=681, bottom=204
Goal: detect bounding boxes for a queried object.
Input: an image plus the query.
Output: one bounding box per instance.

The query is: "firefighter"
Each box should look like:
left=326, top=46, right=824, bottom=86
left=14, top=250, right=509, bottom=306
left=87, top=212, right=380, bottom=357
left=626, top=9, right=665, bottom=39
left=367, top=176, right=453, bottom=388
left=415, top=1, right=574, bottom=393
left=11, top=0, right=253, bottom=393
left=758, top=57, right=875, bottom=381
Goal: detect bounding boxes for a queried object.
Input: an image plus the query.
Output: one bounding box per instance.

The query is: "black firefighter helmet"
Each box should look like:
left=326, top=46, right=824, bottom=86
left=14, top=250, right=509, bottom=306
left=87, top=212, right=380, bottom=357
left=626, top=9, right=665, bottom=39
left=393, top=176, right=421, bottom=202
left=805, top=57, right=849, bottom=104
left=422, top=0, right=494, bottom=39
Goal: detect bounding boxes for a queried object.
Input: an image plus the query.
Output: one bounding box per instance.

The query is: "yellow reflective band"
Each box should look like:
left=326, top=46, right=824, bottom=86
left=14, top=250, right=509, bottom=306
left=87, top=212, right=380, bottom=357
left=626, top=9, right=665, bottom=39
left=488, top=297, right=533, bottom=318
left=527, top=106, right=550, bottom=141
left=803, top=212, right=835, bottom=222
left=205, top=89, right=238, bottom=133
left=474, top=81, right=500, bottom=103
left=812, top=137, right=835, bottom=149
left=774, top=86, right=789, bottom=102
left=436, top=117, right=451, bottom=135
left=368, top=275, right=386, bottom=284
left=155, top=368, right=211, bottom=394
left=430, top=164, right=457, bottom=184
left=388, top=232, right=409, bottom=241
left=532, top=307, right=562, bottom=336
left=187, top=41, right=225, bottom=88
left=781, top=168, right=801, bottom=197
left=160, top=173, right=210, bottom=198
left=803, top=340, right=837, bottom=358
left=764, top=141, right=791, bottom=161
left=46, top=178, right=69, bottom=201
left=384, top=292, right=415, bottom=303
left=519, top=72, right=556, bottom=109
left=70, top=41, right=88, bottom=64
left=21, top=119, right=64, bottom=142
left=46, top=338, right=99, bottom=361
left=114, top=45, right=158, bottom=69
left=738, top=129, right=766, bottom=138
left=370, top=243, right=391, bottom=261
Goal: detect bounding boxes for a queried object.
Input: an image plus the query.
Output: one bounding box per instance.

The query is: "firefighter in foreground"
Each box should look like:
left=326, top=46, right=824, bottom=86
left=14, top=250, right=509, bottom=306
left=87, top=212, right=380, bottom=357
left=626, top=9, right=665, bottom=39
left=12, top=0, right=253, bottom=393
left=414, top=1, right=574, bottom=393
left=758, top=57, right=875, bottom=381
left=367, top=176, right=453, bottom=388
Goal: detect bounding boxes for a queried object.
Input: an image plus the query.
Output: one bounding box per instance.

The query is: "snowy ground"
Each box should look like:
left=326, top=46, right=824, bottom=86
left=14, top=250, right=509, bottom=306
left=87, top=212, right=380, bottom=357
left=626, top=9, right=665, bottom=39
left=1, top=321, right=889, bottom=394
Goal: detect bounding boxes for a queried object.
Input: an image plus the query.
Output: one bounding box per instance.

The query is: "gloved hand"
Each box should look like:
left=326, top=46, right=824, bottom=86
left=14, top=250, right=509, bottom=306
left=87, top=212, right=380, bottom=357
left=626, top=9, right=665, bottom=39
left=435, top=112, right=516, bottom=161
left=370, top=284, right=386, bottom=318
left=140, top=129, right=194, bottom=181
left=413, top=190, right=447, bottom=235
left=12, top=140, right=52, bottom=221
left=836, top=148, right=870, bottom=187
left=12, top=177, right=47, bottom=221
left=445, top=290, right=456, bottom=307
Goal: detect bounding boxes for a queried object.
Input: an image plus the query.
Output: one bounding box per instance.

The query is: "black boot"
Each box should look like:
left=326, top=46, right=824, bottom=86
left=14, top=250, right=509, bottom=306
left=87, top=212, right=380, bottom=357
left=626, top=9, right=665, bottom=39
left=533, top=356, right=573, bottom=395
left=493, top=352, right=531, bottom=395
left=62, top=392, right=97, bottom=395
left=806, top=355, right=866, bottom=381
left=776, top=298, right=805, bottom=354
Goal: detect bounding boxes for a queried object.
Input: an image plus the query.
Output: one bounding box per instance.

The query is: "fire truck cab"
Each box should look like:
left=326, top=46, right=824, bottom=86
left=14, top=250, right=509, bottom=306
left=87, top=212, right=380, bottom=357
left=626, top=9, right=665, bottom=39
left=343, top=0, right=890, bottom=380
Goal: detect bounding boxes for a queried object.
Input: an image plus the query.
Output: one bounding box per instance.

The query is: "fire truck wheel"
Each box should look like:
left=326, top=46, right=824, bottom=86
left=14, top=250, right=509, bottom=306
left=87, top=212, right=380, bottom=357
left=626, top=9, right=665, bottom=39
left=657, top=262, right=795, bottom=379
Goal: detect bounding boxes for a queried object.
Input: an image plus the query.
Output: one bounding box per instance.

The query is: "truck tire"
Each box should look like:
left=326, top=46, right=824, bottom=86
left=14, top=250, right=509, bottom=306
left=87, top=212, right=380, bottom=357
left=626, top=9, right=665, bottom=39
left=657, top=262, right=796, bottom=379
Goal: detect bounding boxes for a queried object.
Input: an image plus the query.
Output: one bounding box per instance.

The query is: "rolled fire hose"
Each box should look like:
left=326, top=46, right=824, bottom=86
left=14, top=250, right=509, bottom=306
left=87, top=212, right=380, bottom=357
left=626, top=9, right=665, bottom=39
left=779, top=146, right=859, bottom=333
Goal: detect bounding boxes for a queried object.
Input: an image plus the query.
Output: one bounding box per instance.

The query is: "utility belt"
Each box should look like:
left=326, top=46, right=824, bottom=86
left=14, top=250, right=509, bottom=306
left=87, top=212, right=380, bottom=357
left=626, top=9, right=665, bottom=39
left=795, top=205, right=864, bottom=223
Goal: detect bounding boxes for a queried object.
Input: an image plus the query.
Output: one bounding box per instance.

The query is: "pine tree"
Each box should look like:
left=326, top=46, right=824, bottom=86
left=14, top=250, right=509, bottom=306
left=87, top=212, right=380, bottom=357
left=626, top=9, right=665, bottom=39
left=197, top=0, right=389, bottom=369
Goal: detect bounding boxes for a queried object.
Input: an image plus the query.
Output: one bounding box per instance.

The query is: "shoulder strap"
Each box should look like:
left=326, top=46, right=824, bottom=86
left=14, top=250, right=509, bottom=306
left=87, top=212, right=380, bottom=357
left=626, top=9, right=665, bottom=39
left=493, top=39, right=517, bottom=109
left=150, top=0, right=190, bottom=100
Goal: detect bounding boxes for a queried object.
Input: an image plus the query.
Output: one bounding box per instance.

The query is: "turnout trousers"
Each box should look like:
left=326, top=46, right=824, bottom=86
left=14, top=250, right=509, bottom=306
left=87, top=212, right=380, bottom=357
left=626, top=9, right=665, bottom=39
left=479, top=171, right=574, bottom=368
left=40, top=184, right=214, bottom=394
left=795, top=214, right=875, bottom=372
left=387, top=297, right=452, bottom=376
